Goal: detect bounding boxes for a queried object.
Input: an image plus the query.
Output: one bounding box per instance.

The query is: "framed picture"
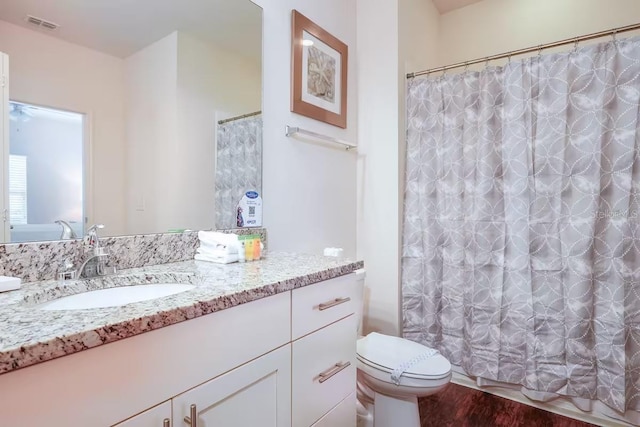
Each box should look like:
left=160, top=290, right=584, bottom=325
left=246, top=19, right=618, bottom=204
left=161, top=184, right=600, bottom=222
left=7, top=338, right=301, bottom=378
left=291, top=10, right=348, bottom=128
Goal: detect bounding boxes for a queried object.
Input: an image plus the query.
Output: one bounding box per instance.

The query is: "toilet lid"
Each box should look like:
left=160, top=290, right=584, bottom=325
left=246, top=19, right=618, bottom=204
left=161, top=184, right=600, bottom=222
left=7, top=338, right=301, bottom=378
left=357, top=333, right=451, bottom=380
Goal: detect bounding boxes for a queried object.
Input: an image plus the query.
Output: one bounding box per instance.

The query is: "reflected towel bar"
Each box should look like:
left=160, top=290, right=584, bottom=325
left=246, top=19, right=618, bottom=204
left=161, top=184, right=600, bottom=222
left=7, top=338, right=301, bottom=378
left=285, top=125, right=357, bottom=151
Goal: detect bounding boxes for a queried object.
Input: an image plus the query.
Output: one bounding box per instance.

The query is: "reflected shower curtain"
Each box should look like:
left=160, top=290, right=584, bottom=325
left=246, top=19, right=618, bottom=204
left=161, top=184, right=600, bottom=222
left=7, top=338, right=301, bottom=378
left=402, top=37, right=640, bottom=414
left=215, top=115, right=262, bottom=229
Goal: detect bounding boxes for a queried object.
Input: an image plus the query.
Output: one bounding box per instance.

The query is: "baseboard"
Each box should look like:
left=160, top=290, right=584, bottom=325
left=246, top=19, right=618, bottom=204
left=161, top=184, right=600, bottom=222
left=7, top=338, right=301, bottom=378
left=451, top=372, right=633, bottom=427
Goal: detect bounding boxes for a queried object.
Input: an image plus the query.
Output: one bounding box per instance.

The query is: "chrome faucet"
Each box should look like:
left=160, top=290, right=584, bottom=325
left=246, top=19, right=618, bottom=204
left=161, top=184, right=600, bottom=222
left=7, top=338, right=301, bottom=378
left=58, top=224, right=116, bottom=281
left=55, top=220, right=78, bottom=240
left=77, top=224, right=116, bottom=279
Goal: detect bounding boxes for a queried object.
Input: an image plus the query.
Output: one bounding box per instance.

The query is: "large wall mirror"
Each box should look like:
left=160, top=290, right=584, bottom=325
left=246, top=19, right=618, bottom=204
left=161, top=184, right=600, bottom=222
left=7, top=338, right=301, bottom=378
left=0, top=0, right=262, bottom=243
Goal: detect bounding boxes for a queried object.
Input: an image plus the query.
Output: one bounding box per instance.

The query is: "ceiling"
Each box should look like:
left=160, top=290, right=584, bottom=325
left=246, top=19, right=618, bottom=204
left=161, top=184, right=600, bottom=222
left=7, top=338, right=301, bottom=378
left=432, top=0, right=484, bottom=14
left=0, top=0, right=262, bottom=61
left=10, top=101, right=82, bottom=123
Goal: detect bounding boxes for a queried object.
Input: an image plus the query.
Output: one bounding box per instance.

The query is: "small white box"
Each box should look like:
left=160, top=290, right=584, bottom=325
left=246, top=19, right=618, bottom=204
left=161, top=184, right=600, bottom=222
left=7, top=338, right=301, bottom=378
left=0, top=276, right=21, bottom=292
left=323, top=247, right=344, bottom=258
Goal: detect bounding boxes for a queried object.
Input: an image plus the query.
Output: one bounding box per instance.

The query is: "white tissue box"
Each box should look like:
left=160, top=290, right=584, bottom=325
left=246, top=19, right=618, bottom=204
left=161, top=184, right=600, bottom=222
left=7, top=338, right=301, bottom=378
left=0, top=276, right=21, bottom=292
left=323, top=247, right=344, bottom=257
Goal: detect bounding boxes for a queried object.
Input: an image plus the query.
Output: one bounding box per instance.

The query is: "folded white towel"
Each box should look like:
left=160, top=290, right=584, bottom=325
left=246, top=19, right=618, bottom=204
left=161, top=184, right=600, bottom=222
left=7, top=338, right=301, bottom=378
left=198, top=231, right=239, bottom=247
left=194, top=253, right=239, bottom=264
left=198, top=242, right=238, bottom=255
left=196, top=247, right=237, bottom=257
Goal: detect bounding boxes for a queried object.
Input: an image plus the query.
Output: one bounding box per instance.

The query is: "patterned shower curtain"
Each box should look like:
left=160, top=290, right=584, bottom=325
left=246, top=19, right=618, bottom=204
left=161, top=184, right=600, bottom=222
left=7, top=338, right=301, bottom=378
left=215, top=115, right=262, bottom=229
left=402, top=37, right=640, bottom=414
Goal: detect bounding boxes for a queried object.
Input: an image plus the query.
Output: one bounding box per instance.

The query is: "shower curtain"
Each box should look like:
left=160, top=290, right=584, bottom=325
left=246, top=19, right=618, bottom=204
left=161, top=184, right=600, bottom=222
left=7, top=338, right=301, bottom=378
left=215, top=115, right=262, bottom=229
left=402, top=36, right=640, bottom=415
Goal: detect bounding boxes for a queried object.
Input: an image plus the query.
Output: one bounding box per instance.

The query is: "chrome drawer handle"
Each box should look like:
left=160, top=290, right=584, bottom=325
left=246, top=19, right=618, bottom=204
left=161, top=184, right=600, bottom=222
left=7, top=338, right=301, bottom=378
left=318, top=361, right=351, bottom=383
left=183, top=404, right=197, bottom=426
left=163, top=419, right=170, bottom=427
left=318, top=297, right=351, bottom=311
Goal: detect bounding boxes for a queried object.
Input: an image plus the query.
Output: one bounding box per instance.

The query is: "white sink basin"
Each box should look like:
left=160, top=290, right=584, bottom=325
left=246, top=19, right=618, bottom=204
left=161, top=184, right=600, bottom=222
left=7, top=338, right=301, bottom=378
left=38, top=283, right=195, bottom=311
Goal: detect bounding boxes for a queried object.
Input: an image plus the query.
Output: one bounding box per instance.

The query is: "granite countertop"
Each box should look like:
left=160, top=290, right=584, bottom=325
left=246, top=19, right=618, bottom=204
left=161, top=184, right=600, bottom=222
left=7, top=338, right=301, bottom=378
left=0, top=252, right=363, bottom=375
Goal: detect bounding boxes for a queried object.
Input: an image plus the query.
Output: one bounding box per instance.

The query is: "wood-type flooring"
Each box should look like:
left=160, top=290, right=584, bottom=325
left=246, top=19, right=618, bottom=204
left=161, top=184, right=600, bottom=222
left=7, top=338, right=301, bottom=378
left=418, top=383, right=599, bottom=427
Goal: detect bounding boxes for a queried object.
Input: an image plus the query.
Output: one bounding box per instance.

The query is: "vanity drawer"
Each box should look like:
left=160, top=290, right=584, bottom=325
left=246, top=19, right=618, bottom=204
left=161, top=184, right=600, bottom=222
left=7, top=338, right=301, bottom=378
left=292, top=273, right=361, bottom=340
left=311, top=392, right=356, bottom=427
left=292, top=315, right=357, bottom=427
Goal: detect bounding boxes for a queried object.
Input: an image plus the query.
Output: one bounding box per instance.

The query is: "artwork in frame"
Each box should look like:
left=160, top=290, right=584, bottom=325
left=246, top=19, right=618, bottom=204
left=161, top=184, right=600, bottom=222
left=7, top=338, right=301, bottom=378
left=291, top=10, right=348, bottom=128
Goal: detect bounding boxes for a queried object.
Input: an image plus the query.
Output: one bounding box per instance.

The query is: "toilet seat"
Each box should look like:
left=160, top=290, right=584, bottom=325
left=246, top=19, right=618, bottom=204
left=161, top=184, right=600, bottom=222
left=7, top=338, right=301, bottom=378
left=357, top=333, right=451, bottom=384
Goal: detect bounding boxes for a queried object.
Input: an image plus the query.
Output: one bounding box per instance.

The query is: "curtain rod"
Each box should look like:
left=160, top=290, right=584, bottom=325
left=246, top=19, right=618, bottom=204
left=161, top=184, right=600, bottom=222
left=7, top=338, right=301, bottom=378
left=407, top=22, right=640, bottom=79
left=217, top=110, right=261, bottom=125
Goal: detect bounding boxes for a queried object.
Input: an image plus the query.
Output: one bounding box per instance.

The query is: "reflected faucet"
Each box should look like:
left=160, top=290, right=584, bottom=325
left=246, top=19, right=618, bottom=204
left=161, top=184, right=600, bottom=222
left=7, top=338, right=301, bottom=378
left=55, top=220, right=78, bottom=239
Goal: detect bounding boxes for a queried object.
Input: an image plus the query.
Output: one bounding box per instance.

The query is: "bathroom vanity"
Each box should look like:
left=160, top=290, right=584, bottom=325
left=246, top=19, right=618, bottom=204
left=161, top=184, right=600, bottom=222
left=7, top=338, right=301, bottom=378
left=0, top=253, right=363, bottom=426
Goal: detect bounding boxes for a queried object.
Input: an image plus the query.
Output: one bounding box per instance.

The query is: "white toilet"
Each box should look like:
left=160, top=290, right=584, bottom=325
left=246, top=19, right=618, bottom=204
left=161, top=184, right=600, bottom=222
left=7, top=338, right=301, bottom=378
left=354, top=271, right=452, bottom=427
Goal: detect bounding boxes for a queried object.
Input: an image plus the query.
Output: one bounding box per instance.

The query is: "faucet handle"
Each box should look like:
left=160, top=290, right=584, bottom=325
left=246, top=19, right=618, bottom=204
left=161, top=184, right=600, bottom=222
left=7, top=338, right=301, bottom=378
left=85, top=224, right=105, bottom=247
left=86, top=224, right=105, bottom=235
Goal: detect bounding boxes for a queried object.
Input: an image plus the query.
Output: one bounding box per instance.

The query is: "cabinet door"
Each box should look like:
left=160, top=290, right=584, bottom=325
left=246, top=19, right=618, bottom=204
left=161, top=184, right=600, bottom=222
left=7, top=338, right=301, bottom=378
left=292, top=315, right=356, bottom=427
left=311, top=393, right=356, bottom=427
left=113, top=401, right=171, bottom=427
left=173, top=344, right=291, bottom=427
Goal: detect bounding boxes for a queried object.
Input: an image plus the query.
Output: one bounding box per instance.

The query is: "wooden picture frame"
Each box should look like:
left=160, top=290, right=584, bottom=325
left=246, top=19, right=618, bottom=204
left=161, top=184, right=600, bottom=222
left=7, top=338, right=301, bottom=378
left=291, top=10, right=348, bottom=128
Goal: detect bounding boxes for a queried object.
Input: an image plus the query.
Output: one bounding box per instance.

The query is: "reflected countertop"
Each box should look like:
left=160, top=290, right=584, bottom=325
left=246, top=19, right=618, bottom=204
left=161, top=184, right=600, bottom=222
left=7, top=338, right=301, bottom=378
left=0, top=252, right=363, bottom=375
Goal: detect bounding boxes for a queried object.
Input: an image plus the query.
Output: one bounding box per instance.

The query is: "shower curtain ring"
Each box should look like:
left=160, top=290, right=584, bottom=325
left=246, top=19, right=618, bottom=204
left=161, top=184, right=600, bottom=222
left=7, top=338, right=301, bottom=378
left=464, top=62, right=469, bottom=72
left=537, top=45, right=543, bottom=57
left=612, top=29, right=618, bottom=42
left=573, top=37, right=579, bottom=52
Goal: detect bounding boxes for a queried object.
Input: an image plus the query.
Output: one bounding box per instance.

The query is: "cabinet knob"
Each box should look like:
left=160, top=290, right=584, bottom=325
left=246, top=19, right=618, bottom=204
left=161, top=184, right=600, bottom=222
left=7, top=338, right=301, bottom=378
left=163, top=419, right=170, bottom=427
left=183, top=404, right=197, bottom=427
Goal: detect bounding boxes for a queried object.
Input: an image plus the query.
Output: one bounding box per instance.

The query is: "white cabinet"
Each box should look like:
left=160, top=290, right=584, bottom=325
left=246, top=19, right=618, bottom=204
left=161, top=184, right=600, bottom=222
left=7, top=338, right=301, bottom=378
left=0, top=292, right=290, bottom=427
left=291, top=274, right=362, bottom=426
left=113, top=401, right=171, bottom=427
left=291, top=273, right=360, bottom=340
left=311, top=393, right=357, bottom=427
left=292, top=316, right=357, bottom=427
left=0, top=273, right=361, bottom=427
left=173, top=345, right=291, bottom=427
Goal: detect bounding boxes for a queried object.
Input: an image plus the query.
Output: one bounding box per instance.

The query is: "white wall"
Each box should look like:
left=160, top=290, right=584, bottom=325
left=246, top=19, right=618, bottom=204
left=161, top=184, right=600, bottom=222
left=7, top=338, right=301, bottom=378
left=125, top=31, right=262, bottom=234
left=439, top=0, right=640, bottom=66
left=252, top=0, right=358, bottom=258
left=356, top=0, right=400, bottom=335
left=125, top=32, right=179, bottom=234
left=176, top=33, right=261, bottom=230
left=400, top=0, right=441, bottom=74
left=356, top=0, right=440, bottom=336
left=0, top=20, right=127, bottom=235
left=0, top=53, right=8, bottom=242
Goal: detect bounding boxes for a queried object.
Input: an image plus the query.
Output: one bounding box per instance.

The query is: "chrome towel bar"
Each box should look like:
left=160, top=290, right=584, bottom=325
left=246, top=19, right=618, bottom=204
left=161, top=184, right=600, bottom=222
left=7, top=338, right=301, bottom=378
left=285, top=125, right=357, bottom=151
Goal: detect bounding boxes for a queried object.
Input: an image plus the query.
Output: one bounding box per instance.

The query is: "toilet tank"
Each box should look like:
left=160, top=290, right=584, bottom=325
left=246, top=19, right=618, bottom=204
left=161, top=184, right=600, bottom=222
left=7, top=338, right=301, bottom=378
left=354, top=269, right=366, bottom=337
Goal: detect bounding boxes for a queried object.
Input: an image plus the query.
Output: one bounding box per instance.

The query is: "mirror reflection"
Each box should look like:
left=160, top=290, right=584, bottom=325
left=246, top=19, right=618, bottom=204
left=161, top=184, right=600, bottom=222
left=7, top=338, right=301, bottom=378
left=0, top=0, right=262, bottom=243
